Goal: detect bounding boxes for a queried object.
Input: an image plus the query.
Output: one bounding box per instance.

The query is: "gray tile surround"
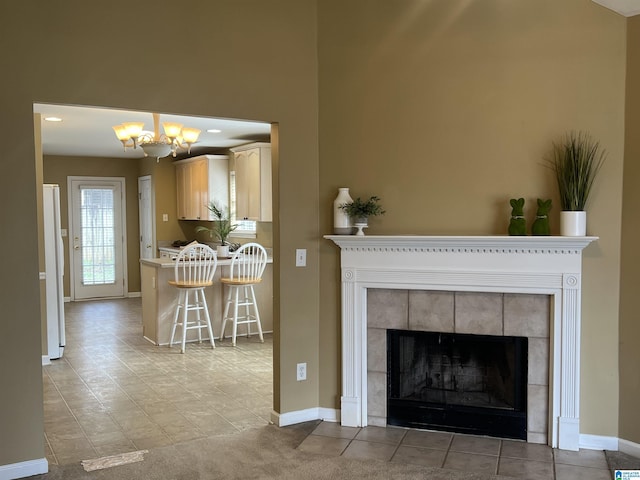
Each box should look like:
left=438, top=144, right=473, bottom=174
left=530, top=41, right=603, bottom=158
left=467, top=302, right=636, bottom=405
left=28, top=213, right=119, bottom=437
left=367, top=289, right=550, bottom=443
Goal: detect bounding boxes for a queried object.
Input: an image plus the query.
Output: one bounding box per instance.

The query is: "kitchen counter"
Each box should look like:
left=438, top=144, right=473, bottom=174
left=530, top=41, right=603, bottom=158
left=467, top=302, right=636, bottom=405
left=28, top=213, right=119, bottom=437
left=140, top=255, right=273, bottom=346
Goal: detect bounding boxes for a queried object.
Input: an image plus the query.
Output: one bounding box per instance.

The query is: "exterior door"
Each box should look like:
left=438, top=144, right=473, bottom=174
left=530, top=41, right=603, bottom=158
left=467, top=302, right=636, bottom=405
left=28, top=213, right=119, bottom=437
left=138, top=176, right=155, bottom=260
left=69, top=177, right=127, bottom=300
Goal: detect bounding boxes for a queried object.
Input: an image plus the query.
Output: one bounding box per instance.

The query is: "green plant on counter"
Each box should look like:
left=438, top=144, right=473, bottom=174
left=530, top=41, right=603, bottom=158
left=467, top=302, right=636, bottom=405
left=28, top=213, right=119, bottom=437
left=547, top=131, right=606, bottom=211
left=194, top=202, right=238, bottom=245
left=339, top=196, right=385, bottom=220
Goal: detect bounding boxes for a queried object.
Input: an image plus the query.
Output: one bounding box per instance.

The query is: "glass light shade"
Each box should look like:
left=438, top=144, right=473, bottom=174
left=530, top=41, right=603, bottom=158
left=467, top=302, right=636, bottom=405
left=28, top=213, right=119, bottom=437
left=162, top=122, right=183, bottom=139
left=112, top=124, right=130, bottom=141
left=141, top=141, right=172, bottom=160
left=123, top=122, right=144, bottom=138
left=181, top=127, right=201, bottom=144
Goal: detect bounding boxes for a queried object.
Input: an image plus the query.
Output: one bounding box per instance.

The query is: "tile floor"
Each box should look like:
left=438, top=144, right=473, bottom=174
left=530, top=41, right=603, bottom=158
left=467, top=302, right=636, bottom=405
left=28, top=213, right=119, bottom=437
left=298, top=422, right=619, bottom=480
left=44, top=297, right=637, bottom=479
left=43, top=297, right=272, bottom=465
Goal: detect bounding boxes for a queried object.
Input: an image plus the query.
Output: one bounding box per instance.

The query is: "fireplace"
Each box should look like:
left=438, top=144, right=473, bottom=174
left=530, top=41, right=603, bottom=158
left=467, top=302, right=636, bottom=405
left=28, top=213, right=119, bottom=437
left=325, top=235, right=597, bottom=451
left=387, top=329, right=528, bottom=439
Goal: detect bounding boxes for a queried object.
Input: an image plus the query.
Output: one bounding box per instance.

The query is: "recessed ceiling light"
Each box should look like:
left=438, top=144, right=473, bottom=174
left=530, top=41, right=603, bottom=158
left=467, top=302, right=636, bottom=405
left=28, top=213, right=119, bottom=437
left=44, top=116, right=63, bottom=122
left=207, top=129, right=221, bottom=133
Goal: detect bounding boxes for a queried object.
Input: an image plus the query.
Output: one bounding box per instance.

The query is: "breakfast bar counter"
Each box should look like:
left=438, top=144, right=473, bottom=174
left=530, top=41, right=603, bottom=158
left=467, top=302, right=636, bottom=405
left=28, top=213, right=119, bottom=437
left=140, top=255, right=273, bottom=346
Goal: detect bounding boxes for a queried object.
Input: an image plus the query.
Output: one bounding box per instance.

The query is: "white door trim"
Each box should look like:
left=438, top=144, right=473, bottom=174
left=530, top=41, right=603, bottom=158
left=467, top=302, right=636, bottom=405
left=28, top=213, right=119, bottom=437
left=138, top=175, right=156, bottom=260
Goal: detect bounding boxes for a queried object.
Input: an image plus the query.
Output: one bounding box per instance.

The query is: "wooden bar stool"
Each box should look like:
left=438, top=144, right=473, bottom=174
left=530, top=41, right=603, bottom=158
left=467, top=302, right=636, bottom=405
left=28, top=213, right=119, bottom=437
left=220, top=243, right=267, bottom=346
left=168, top=243, right=218, bottom=353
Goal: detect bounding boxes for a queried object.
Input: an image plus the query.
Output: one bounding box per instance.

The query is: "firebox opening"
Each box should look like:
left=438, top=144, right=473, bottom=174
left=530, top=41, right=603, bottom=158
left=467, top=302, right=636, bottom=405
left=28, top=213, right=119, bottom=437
left=387, top=330, right=528, bottom=440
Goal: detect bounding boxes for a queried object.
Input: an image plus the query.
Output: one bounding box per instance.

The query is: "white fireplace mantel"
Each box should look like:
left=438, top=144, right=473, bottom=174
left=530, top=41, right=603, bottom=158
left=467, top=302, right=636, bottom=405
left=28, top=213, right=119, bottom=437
left=325, top=235, right=598, bottom=450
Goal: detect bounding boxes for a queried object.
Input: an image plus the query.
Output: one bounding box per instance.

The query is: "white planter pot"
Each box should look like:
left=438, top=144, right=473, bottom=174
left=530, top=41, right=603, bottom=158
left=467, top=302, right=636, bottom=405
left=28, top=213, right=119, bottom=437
left=217, top=245, right=230, bottom=258
left=560, top=211, right=587, bottom=236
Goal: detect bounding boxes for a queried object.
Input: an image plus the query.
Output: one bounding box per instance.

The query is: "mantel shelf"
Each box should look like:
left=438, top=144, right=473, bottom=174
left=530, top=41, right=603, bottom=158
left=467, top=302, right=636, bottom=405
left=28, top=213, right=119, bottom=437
left=324, top=235, right=598, bottom=253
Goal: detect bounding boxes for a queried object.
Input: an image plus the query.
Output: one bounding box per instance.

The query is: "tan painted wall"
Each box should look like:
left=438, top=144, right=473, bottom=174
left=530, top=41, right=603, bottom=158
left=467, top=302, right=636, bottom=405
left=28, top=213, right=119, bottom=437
left=0, top=0, right=318, bottom=468
left=1, top=0, right=634, bottom=470
left=43, top=155, right=143, bottom=296
left=318, top=0, right=625, bottom=438
left=619, top=15, right=640, bottom=444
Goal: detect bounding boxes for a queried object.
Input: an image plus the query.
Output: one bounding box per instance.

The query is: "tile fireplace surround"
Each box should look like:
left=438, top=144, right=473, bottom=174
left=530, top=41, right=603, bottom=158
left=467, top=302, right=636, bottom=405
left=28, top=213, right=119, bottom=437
left=325, top=235, right=597, bottom=451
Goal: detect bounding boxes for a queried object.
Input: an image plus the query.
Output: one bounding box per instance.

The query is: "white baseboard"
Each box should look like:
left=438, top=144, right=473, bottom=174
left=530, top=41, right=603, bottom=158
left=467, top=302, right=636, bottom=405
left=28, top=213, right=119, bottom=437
left=580, top=433, right=619, bottom=451
left=271, top=407, right=340, bottom=427
left=41, top=355, right=51, bottom=366
left=127, top=292, right=141, bottom=298
left=620, top=438, right=640, bottom=458
left=0, top=458, right=48, bottom=480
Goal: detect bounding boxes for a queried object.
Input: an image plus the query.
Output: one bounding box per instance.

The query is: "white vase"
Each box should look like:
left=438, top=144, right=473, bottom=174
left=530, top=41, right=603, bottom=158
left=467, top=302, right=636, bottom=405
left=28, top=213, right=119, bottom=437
left=333, top=187, right=354, bottom=234
left=560, top=211, right=587, bottom=236
left=217, top=245, right=230, bottom=258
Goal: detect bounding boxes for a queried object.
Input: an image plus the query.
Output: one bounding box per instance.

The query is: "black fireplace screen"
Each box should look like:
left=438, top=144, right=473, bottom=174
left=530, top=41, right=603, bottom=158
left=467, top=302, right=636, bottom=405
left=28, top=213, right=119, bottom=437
left=387, top=330, right=528, bottom=439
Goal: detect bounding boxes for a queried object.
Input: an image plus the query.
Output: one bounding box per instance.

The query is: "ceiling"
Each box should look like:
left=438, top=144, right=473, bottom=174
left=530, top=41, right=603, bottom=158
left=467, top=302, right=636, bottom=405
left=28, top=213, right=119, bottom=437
left=592, top=0, right=640, bottom=16
left=34, top=103, right=271, bottom=160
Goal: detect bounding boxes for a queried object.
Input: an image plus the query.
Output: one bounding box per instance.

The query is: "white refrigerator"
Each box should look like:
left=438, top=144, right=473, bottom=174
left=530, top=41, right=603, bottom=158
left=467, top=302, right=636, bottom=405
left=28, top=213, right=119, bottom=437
left=43, top=184, right=65, bottom=360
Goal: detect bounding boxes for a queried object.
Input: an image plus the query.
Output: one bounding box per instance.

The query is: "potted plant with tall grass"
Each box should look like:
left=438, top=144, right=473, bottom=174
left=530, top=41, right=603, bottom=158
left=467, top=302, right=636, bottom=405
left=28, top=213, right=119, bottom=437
left=547, top=131, right=605, bottom=236
left=195, top=202, right=237, bottom=256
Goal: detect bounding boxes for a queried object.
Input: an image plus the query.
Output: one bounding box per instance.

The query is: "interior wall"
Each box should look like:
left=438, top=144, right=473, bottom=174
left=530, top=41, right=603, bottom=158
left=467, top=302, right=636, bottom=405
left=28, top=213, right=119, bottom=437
left=317, top=0, right=625, bottom=439
left=619, top=14, right=640, bottom=444
left=0, top=0, right=318, bottom=469
left=43, top=155, right=142, bottom=296
left=139, top=156, right=185, bottom=248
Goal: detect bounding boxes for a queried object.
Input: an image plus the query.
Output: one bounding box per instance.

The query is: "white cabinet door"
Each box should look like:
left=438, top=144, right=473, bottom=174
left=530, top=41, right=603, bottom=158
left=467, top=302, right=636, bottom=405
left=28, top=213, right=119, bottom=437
left=175, top=155, right=229, bottom=221
left=231, top=143, right=271, bottom=222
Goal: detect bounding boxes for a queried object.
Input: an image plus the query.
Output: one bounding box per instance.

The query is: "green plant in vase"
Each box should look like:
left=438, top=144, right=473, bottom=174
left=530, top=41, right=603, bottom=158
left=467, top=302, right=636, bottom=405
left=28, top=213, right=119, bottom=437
left=339, top=196, right=385, bottom=235
left=194, top=202, right=238, bottom=247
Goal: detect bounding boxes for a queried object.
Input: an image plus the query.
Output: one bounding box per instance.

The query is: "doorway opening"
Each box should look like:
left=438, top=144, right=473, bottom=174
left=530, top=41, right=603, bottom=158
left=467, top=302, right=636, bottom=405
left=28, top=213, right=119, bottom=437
left=36, top=102, right=277, bottom=465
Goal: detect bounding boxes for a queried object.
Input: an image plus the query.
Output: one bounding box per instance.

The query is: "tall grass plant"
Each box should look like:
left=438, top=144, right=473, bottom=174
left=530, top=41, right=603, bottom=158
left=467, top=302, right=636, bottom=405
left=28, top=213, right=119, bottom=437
left=548, top=131, right=606, bottom=211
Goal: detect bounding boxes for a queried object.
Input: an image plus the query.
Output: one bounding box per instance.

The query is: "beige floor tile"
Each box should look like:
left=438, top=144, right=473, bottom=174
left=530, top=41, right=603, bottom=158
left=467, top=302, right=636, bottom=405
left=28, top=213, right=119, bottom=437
left=355, top=425, right=406, bottom=445
left=297, top=435, right=351, bottom=456
left=311, top=421, right=360, bottom=439
left=130, top=434, right=173, bottom=450
left=554, top=448, right=609, bottom=469
left=342, top=439, right=398, bottom=461
left=555, top=463, right=612, bottom=480
left=498, top=456, right=555, bottom=479
left=391, top=445, right=446, bottom=468
left=402, top=429, right=453, bottom=450
left=443, top=451, right=499, bottom=475
left=501, top=439, right=553, bottom=462
left=93, top=441, right=138, bottom=458
left=449, top=434, right=501, bottom=455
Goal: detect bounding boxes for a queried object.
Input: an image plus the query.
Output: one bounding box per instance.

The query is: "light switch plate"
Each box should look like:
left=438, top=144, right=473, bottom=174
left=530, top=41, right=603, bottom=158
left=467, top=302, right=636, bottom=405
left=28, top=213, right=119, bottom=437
left=295, top=249, right=306, bottom=267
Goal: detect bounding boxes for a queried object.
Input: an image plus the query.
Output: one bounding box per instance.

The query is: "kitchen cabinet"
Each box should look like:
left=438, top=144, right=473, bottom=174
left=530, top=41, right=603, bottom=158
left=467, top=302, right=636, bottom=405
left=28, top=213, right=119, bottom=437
left=175, top=155, right=229, bottom=220
left=230, top=142, right=272, bottom=222
left=158, top=247, right=181, bottom=259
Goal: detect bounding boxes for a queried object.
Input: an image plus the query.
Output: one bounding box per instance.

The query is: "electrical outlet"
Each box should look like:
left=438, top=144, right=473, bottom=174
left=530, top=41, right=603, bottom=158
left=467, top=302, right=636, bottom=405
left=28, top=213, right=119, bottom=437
left=296, top=362, right=307, bottom=381
left=295, top=249, right=306, bottom=267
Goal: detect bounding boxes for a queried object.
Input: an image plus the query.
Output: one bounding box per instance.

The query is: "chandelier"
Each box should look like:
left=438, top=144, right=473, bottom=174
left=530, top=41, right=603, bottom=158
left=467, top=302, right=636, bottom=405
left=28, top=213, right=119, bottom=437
left=112, top=112, right=201, bottom=161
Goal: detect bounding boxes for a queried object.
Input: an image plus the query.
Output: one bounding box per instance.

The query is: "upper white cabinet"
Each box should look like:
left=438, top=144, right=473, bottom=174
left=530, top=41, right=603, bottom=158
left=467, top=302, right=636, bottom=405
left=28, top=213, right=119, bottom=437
left=230, top=142, right=272, bottom=222
left=174, top=155, right=229, bottom=221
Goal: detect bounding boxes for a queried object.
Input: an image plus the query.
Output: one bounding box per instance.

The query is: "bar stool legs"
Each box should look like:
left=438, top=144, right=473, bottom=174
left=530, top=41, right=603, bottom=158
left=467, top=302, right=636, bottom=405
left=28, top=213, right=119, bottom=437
left=221, top=284, right=264, bottom=346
